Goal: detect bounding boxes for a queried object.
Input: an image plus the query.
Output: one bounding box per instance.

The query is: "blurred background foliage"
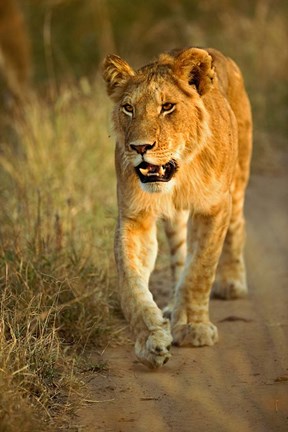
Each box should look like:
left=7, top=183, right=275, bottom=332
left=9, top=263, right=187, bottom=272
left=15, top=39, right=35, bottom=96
left=19, top=0, right=288, bottom=162
left=0, top=2, right=287, bottom=428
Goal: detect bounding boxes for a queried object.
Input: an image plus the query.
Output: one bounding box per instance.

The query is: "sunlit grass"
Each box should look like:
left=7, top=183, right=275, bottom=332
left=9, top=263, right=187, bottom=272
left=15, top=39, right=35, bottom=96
left=0, top=1, right=287, bottom=428
left=0, top=78, right=121, bottom=430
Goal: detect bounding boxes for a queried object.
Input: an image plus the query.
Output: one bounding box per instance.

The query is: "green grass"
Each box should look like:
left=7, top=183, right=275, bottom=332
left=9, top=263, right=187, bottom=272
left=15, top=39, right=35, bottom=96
left=0, top=80, right=122, bottom=430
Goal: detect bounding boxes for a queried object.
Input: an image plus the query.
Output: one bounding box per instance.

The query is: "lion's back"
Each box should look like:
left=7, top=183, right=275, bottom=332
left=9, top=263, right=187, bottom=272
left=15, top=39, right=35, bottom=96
left=207, top=48, right=252, bottom=175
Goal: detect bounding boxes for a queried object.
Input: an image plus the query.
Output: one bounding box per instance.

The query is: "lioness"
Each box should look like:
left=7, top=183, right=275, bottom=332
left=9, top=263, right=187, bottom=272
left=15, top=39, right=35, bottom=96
left=102, top=47, right=252, bottom=368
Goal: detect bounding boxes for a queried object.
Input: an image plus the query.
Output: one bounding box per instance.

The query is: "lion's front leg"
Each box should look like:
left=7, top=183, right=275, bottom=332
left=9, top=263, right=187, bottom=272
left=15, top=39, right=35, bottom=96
left=172, top=197, right=231, bottom=347
left=115, top=214, right=172, bottom=368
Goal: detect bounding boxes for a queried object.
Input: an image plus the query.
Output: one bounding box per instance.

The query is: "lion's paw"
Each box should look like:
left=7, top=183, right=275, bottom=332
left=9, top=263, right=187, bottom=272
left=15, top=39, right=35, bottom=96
left=135, top=327, right=173, bottom=368
left=213, top=277, right=248, bottom=299
left=172, top=322, right=218, bottom=347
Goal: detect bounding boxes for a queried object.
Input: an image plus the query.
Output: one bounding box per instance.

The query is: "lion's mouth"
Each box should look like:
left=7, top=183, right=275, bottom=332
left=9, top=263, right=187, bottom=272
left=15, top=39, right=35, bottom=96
left=135, top=160, right=177, bottom=183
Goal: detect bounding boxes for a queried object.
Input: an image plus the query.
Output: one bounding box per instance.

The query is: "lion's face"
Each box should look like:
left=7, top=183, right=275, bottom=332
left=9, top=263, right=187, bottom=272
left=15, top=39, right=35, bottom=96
left=103, top=49, right=215, bottom=193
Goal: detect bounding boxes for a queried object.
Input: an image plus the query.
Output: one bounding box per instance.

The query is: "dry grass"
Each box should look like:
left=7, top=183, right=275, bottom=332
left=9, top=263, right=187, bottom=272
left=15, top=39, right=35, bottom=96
left=0, top=79, right=121, bottom=430
left=17, top=1, right=287, bottom=172
left=0, top=1, right=287, bottom=429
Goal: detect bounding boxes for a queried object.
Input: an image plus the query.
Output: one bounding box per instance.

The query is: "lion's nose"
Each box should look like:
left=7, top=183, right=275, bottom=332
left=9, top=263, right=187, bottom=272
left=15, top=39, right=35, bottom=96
left=130, top=142, right=155, bottom=155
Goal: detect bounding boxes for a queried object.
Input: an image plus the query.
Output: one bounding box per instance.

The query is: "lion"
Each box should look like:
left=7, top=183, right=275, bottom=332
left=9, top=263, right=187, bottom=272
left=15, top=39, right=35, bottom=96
left=102, top=47, right=252, bottom=368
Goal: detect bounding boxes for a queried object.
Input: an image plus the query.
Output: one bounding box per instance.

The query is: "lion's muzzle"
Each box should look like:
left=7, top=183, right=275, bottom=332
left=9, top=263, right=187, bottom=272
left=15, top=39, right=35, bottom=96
left=135, top=160, right=177, bottom=183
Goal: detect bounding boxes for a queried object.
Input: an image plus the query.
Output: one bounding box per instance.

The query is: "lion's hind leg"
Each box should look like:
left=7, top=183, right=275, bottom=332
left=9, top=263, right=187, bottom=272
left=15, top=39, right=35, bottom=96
left=213, top=167, right=249, bottom=299
left=213, top=60, right=253, bottom=300
left=162, top=210, right=189, bottom=318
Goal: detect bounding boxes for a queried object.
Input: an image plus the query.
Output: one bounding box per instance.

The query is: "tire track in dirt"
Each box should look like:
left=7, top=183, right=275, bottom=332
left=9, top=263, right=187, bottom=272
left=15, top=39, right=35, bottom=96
left=77, top=173, right=288, bottom=432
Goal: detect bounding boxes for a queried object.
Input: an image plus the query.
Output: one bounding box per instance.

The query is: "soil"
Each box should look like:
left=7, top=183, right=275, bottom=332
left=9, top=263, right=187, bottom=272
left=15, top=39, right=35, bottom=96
left=76, top=169, right=288, bottom=432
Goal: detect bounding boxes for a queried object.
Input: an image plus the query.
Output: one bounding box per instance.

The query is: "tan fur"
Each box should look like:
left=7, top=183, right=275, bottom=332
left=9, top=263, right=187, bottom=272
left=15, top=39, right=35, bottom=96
left=102, top=47, right=252, bottom=368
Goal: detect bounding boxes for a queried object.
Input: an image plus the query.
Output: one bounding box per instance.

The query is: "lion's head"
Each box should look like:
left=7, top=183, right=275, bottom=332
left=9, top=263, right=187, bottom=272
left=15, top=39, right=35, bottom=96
left=102, top=48, right=215, bottom=194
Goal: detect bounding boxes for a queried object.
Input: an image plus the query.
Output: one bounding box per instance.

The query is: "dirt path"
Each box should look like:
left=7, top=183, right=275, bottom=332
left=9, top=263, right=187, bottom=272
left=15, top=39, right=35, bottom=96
left=77, top=172, right=288, bottom=432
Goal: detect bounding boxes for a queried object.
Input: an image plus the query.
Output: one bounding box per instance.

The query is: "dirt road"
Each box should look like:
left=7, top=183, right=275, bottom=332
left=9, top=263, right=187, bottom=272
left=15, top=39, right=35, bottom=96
left=77, top=172, right=288, bottom=432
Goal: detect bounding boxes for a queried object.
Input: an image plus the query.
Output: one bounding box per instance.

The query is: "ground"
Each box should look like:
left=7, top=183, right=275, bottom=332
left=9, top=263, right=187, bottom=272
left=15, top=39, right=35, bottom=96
left=76, top=168, right=288, bottom=432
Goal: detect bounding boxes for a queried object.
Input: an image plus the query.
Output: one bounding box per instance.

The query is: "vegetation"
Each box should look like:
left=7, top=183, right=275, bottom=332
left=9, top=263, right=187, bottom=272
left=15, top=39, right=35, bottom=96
left=0, top=82, right=120, bottom=430
left=0, top=0, right=287, bottom=429
left=23, top=0, right=288, bottom=159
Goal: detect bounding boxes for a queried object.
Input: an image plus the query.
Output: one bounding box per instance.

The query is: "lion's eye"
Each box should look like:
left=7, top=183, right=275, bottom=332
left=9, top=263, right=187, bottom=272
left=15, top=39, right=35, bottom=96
left=161, top=102, right=175, bottom=114
left=122, top=104, right=134, bottom=115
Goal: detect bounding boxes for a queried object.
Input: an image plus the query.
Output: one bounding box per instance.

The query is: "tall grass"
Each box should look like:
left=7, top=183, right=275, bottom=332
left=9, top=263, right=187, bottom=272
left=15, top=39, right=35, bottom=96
left=1, top=0, right=287, bottom=429
left=0, top=79, right=121, bottom=430
left=24, top=0, right=287, bottom=170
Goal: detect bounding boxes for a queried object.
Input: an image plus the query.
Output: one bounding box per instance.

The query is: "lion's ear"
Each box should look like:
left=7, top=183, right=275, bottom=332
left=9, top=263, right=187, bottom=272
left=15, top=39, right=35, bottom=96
left=173, top=48, right=214, bottom=96
left=102, top=54, right=135, bottom=101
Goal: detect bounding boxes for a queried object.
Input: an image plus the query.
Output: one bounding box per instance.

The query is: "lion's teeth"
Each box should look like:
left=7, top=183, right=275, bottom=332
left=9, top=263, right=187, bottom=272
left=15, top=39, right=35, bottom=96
left=139, top=167, right=149, bottom=175
left=139, top=165, right=166, bottom=177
